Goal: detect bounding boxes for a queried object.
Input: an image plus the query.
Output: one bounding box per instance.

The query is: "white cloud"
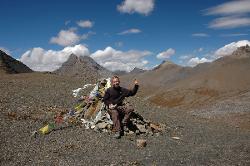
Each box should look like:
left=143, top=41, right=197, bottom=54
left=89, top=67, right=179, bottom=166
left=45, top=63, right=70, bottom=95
left=187, top=57, right=211, bottom=67
left=179, top=55, right=191, bottom=60
left=192, top=33, right=209, bottom=37
left=20, top=44, right=152, bottom=72
left=77, top=20, right=94, bottom=28
left=204, top=1, right=250, bottom=29
left=204, top=0, right=250, bottom=16
left=214, top=40, right=250, bottom=57
left=50, top=29, right=81, bottom=46
left=220, top=33, right=248, bottom=37
left=50, top=28, right=94, bottom=46
left=90, top=46, right=151, bottom=72
left=156, top=48, right=175, bottom=59
left=209, top=16, right=250, bottom=29
left=117, top=0, right=154, bottom=15
left=180, top=40, right=250, bottom=67
left=178, top=54, right=194, bottom=66
left=20, top=44, right=89, bottom=71
left=142, top=60, right=149, bottom=64
left=118, top=28, right=141, bottom=35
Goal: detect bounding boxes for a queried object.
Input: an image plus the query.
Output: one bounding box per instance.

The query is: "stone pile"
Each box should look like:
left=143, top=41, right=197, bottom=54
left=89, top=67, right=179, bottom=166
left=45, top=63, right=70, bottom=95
left=89, top=111, right=166, bottom=136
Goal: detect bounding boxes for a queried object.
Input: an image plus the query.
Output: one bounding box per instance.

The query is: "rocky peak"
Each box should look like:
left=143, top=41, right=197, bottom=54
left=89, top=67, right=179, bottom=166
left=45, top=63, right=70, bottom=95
left=232, top=45, right=250, bottom=57
left=0, top=50, right=33, bottom=74
left=54, top=54, right=112, bottom=79
left=113, top=70, right=128, bottom=76
left=66, top=53, right=79, bottom=63
left=153, top=60, right=179, bottom=70
left=130, top=67, right=145, bottom=74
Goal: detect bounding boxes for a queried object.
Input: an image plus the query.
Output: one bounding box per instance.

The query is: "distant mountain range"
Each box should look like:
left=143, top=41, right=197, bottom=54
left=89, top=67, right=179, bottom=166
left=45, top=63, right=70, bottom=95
left=121, top=45, right=250, bottom=108
left=113, top=70, right=127, bottom=76
left=0, top=50, right=33, bottom=74
left=130, top=67, right=145, bottom=74
left=114, top=67, right=145, bottom=76
left=1, top=45, right=250, bottom=109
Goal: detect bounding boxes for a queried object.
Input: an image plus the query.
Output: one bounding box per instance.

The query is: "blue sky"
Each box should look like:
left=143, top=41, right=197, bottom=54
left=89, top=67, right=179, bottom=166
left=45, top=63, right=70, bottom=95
left=0, top=0, right=250, bottom=71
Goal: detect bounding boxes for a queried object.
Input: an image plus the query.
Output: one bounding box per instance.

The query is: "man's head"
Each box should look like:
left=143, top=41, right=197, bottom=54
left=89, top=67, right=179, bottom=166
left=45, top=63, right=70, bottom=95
left=111, top=75, right=120, bottom=88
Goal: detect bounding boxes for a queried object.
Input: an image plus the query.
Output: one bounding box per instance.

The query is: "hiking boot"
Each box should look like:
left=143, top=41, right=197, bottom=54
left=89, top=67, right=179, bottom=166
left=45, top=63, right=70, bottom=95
left=113, top=132, right=121, bottom=139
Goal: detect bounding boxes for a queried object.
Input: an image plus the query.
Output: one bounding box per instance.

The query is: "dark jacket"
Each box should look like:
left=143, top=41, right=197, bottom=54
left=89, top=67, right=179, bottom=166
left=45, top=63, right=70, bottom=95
left=103, top=85, right=139, bottom=106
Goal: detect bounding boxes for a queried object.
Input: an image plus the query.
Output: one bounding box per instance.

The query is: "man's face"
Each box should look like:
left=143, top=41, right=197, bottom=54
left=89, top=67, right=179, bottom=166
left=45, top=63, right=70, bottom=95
left=112, top=78, right=120, bottom=88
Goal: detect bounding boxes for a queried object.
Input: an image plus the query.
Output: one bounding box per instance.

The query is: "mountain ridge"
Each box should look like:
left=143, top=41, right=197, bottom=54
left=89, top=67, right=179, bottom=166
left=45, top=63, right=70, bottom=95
left=0, top=50, right=33, bottom=74
left=54, top=54, right=113, bottom=81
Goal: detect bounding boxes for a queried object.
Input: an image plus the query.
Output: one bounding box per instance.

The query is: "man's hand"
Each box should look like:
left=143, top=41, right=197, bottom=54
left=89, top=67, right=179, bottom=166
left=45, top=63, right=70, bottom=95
left=109, top=104, right=117, bottom=109
left=134, top=79, right=138, bottom=85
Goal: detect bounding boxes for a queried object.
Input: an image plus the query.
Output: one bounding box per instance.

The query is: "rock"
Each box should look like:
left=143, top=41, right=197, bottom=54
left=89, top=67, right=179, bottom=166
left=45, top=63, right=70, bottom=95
left=7, top=112, right=17, bottom=120
left=149, top=123, right=162, bottom=132
left=136, top=124, right=147, bottom=133
left=136, top=139, right=147, bottom=148
left=172, top=136, right=181, bottom=140
left=136, top=120, right=145, bottom=125
left=30, top=131, right=38, bottom=138
left=125, top=130, right=135, bottom=135
left=80, top=110, right=165, bottom=136
left=96, top=122, right=108, bottom=129
left=155, top=132, right=161, bottom=137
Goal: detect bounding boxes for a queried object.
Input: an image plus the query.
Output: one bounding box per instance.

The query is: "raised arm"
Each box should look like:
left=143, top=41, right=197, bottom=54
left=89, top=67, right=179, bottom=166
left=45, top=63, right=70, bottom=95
left=126, top=79, right=139, bottom=96
left=127, top=84, right=139, bottom=96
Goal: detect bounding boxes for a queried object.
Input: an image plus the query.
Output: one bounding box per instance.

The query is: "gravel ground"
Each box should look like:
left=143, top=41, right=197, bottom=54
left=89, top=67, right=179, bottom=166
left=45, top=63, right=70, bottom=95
left=0, top=73, right=250, bottom=165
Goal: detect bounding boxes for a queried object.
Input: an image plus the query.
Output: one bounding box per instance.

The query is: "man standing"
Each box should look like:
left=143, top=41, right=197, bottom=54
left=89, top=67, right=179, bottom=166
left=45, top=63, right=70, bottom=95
left=103, top=75, right=139, bottom=139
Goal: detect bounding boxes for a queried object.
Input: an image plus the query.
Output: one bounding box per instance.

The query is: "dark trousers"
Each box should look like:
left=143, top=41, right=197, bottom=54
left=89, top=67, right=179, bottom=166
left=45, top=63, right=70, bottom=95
left=108, top=103, right=134, bottom=132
